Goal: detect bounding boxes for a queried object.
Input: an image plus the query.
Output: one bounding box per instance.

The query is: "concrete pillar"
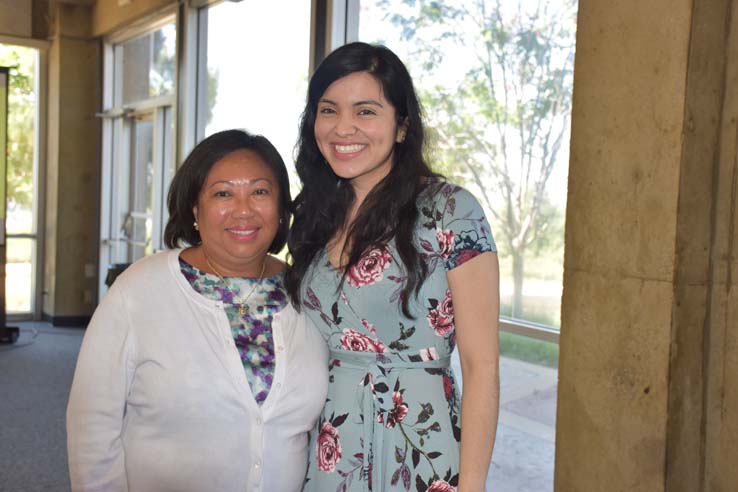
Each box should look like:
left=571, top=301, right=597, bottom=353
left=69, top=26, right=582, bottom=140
left=703, top=1, right=738, bottom=489
left=555, top=0, right=736, bottom=490
left=43, top=3, right=100, bottom=324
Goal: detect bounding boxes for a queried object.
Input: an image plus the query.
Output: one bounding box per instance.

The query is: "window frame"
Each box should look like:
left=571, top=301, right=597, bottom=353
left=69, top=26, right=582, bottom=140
left=0, top=34, right=49, bottom=321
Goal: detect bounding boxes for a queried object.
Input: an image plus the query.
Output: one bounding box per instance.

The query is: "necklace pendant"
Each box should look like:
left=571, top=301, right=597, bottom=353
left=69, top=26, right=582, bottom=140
left=239, top=305, right=248, bottom=315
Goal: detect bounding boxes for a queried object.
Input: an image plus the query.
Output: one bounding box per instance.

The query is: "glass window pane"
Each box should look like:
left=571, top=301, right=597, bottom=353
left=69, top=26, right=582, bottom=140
left=198, top=0, right=311, bottom=196
left=132, top=118, right=154, bottom=216
left=6, top=237, right=34, bottom=313
left=130, top=117, right=154, bottom=260
left=0, top=45, right=37, bottom=235
left=358, top=0, right=575, bottom=331
left=120, top=22, right=176, bottom=104
left=358, top=2, right=576, bottom=490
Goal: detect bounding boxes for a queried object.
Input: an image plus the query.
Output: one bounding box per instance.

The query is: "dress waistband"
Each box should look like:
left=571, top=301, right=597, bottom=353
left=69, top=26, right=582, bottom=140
left=330, top=349, right=450, bottom=370
left=329, top=349, right=451, bottom=492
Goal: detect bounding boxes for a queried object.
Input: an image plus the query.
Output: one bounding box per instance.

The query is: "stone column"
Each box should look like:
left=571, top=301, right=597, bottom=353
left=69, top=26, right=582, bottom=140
left=703, top=1, right=738, bottom=489
left=555, top=0, right=736, bottom=490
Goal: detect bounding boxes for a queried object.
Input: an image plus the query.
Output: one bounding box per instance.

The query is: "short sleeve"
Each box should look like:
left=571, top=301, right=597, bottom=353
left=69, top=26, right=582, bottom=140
left=434, top=183, right=496, bottom=271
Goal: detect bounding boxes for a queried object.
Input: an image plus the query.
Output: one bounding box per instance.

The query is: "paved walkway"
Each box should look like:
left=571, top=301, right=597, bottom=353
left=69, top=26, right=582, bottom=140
left=452, top=352, right=557, bottom=491
left=1, top=322, right=557, bottom=491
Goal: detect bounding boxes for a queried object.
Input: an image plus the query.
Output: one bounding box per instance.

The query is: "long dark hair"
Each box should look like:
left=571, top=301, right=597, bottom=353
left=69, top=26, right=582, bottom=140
left=164, top=129, right=291, bottom=253
left=285, top=42, right=438, bottom=318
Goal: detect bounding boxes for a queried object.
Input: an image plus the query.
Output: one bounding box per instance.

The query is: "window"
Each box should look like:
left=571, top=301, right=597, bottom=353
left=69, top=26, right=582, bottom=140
left=0, top=43, right=40, bottom=317
left=352, top=1, right=578, bottom=489
left=98, top=18, right=176, bottom=299
left=117, top=23, right=176, bottom=105
left=195, top=0, right=312, bottom=200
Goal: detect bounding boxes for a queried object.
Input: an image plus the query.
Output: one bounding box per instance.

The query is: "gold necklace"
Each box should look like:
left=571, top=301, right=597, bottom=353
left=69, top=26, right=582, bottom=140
left=202, top=250, right=267, bottom=316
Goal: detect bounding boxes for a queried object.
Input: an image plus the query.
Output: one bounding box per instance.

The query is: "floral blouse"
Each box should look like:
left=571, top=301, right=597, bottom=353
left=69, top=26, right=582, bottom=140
left=180, top=258, right=288, bottom=404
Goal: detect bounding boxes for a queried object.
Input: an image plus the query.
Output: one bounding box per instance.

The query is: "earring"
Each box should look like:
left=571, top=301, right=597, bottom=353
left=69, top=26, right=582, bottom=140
left=193, top=221, right=199, bottom=231
left=279, top=218, right=284, bottom=224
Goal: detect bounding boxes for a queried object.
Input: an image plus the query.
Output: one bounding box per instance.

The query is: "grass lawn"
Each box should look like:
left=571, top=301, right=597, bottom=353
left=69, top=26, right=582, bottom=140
left=499, top=330, right=559, bottom=368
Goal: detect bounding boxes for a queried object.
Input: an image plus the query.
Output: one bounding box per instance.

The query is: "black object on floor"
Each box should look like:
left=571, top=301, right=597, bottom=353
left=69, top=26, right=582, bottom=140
left=0, top=325, right=19, bottom=344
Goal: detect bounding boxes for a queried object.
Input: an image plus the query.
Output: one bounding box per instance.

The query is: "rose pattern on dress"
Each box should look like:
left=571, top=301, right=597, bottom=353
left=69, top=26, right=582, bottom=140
left=377, top=391, right=410, bottom=428
left=427, top=290, right=455, bottom=337
left=427, top=479, right=456, bottom=492
left=346, top=247, right=392, bottom=287
left=443, top=373, right=454, bottom=403
left=419, top=347, right=439, bottom=361
left=340, top=328, right=388, bottom=353
left=453, top=248, right=481, bottom=266
left=436, top=229, right=454, bottom=260
left=361, top=319, right=378, bottom=335
left=317, top=418, right=345, bottom=473
left=445, top=228, right=492, bottom=270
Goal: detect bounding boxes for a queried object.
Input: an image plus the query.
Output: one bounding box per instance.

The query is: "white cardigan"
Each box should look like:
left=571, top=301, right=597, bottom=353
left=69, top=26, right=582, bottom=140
left=67, top=249, right=329, bottom=492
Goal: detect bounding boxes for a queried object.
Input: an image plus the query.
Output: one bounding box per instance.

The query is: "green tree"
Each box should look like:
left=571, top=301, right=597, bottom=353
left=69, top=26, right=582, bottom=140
left=379, top=0, right=577, bottom=319
left=0, top=45, right=36, bottom=221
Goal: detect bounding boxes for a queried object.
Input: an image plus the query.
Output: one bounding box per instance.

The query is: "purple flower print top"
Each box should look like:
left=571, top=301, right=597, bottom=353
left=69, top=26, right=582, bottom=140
left=179, top=258, right=288, bottom=404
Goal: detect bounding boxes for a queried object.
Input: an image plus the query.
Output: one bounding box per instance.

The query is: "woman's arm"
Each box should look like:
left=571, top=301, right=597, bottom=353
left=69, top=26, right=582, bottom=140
left=448, top=251, right=500, bottom=492
left=67, top=286, right=133, bottom=491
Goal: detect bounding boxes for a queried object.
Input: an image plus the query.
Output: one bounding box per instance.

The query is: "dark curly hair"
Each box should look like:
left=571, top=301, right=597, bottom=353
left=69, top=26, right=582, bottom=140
left=285, top=42, right=438, bottom=318
left=164, top=129, right=291, bottom=253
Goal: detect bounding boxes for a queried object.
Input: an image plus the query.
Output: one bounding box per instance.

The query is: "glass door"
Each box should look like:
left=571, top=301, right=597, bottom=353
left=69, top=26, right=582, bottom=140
left=99, top=105, right=172, bottom=298
left=98, top=17, right=176, bottom=300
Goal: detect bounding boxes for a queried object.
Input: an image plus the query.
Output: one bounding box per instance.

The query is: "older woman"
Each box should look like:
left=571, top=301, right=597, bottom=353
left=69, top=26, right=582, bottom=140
left=67, top=129, right=328, bottom=492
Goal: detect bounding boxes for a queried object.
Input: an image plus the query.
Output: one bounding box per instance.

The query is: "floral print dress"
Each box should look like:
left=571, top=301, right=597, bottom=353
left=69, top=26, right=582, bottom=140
left=302, top=181, right=496, bottom=492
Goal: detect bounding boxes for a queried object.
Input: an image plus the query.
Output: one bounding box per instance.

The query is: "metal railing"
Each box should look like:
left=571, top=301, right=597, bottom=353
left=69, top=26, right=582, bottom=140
left=499, top=316, right=560, bottom=344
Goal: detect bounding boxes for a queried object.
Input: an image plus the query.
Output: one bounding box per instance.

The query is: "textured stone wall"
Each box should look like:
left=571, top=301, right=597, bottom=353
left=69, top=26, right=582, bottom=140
left=703, top=1, right=738, bottom=489
left=556, top=2, right=691, bottom=489
left=556, top=0, right=738, bottom=490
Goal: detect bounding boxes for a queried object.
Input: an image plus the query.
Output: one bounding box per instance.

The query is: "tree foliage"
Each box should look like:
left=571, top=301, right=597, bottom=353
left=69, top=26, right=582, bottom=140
left=0, top=45, right=36, bottom=219
left=377, top=0, right=577, bottom=318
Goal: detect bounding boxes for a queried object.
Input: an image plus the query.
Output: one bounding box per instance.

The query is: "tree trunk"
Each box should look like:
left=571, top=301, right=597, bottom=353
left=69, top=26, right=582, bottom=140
left=511, top=250, right=525, bottom=319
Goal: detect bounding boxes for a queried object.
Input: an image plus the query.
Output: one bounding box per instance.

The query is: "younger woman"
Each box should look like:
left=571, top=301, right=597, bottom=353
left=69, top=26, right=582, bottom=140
left=286, top=43, right=500, bottom=492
